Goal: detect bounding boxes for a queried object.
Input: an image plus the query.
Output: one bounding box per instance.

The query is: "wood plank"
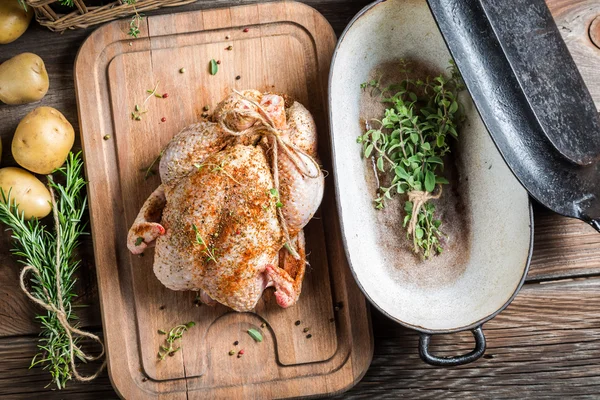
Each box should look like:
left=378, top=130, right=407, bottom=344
left=529, top=205, right=600, bottom=281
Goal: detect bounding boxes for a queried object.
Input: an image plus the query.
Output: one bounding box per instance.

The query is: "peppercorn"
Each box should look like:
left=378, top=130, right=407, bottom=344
left=179, top=67, right=186, bottom=73
left=161, top=117, right=167, bottom=122
left=235, top=75, right=241, bottom=80
left=228, top=350, right=235, bottom=356
left=162, top=93, right=169, bottom=98
left=306, top=334, right=312, bottom=339
left=243, top=28, right=249, bottom=32
left=103, top=134, right=111, bottom=140
left=216, top=60, right=221, bottom=64
left=234, top=341, right=239, bottom=346
left=295, top=320, right=301, bottom=326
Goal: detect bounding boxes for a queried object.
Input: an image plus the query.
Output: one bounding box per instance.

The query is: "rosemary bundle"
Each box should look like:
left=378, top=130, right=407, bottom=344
left=0, top=152, right=104, bottom=388
left=358, top=60, right=465, bottom=258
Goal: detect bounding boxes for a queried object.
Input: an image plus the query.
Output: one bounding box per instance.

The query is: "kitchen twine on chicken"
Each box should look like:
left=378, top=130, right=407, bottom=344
left=218, top=90, right=322, bottom=259
left=19, top=186, right=106, bottom=382
left=406, top=186, right=442, bottom=253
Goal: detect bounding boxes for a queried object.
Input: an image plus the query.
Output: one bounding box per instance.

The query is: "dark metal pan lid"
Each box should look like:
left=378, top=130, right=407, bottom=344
left=427, top=0, right=600, bottom=230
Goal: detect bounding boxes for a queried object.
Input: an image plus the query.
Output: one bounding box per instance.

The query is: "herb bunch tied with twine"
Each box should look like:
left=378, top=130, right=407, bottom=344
left=357, top=60, right=465, bottom=258
left=0, top=152, right=105, bottom=389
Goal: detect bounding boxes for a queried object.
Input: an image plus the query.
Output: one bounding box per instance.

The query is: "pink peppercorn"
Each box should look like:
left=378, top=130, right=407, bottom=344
left=243, top=28, right=249, bottom=32
left=161, top=117, right=166, bottom=122
left=162, top=93, right=169, bottom=98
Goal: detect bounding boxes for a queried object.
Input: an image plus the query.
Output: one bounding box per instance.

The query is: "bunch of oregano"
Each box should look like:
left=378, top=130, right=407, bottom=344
left=357, top=60, right=465, bottom=258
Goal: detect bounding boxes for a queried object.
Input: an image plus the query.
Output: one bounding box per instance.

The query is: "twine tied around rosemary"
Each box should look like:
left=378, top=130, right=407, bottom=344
left=219, top=90, right=321, bottom=259
left=406, top=186, right=442, bottom=254
left=19, top=186, right=106, bottom=382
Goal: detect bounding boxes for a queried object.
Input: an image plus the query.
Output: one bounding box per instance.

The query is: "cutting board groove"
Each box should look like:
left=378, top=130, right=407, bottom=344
left=74, top=1, right=372, bottom=398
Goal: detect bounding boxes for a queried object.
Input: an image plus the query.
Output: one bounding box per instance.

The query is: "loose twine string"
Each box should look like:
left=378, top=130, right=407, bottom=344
left=19, top=186, right=106, bottom=382
left=219, top=90, right=321, bottom=259
left=406, top=186, right=442, bottom=253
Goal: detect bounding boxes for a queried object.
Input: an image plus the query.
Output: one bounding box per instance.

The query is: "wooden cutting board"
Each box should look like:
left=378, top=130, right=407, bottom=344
left=73, top=1, right=372, bottom=398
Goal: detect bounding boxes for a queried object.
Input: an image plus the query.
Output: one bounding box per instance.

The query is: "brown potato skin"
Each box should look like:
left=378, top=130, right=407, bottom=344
left=12, top=107, right=74, bottom=174
left=0, top=0, right=33, bottom=44
left=0, top=52, right=49, bottom=104
left=0, top=167, right=51, bottom=220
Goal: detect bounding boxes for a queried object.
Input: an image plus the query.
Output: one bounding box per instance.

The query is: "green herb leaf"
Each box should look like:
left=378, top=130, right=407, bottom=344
left=415, top=227, right=424, bottom=239
left=209, top=59, right=219, bottom=75
left=449, top=100, right=458, bottom=114
left=427, top=156, right=443, bottom=165
left=247, top=328, right=263, bottom=342
left=425, top=171, right=435, bottom=193
left=135, top=237, right=144, bottom=246
left=376, top=156, right=384, bottom=172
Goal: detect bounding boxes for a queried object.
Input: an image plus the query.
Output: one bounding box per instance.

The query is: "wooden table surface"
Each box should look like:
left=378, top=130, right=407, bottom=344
left=2, top=0, right=600, bottom=398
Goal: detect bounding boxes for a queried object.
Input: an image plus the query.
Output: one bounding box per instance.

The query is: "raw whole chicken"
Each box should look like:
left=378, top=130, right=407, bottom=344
left=127, top=90, right=324, bottom=312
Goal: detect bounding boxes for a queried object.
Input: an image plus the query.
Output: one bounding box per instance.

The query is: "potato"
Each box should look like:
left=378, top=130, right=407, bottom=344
left=0, top=0, right=33, bottom=44
left=0, top=52, right=49, bottom=104
left=12, top=106, right=74, bottom=174
left=0, top=167, right=51, bottom=219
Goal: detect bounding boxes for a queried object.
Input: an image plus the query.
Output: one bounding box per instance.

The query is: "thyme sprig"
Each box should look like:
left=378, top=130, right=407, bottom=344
left=157, top=321, right=195, bottom=360
left=192, top=224, right=219, bottom=263
left=126, top=0, right=143, bottom=38
left=132, top=82, right=160, bottom=120
left=194, top=161, right=240, bottom=184
left=358, top=60, right=465, bottom=258
left=0, top=152, right=88, bottom=389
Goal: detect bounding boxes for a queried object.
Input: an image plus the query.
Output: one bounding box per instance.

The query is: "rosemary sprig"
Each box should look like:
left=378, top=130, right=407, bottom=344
left=17, top=0, right=28, bottom=11
left=157, top=321, right=195, bottom=360
left=0, top=152, right=88, bottom=389
left=358, top=60, right=465, bottom=258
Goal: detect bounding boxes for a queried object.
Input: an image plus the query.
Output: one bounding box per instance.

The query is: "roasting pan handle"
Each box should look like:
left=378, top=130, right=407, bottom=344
left=418, top=325, right=486, bottom=366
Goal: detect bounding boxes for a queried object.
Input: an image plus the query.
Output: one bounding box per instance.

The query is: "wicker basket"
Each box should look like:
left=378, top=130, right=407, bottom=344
left=25, top=0, right=196, bottom=32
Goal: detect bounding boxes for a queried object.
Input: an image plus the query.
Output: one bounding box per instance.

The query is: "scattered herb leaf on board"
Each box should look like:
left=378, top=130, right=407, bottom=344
left=157, top=322, right=195, bottom=361
left=0, top=152, right=93, bottom=389
left=247, top=328, right=263, bottom=342
left=357, top=59, right=465, bottom=258
left=209, top=59, right=219, bottom=75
